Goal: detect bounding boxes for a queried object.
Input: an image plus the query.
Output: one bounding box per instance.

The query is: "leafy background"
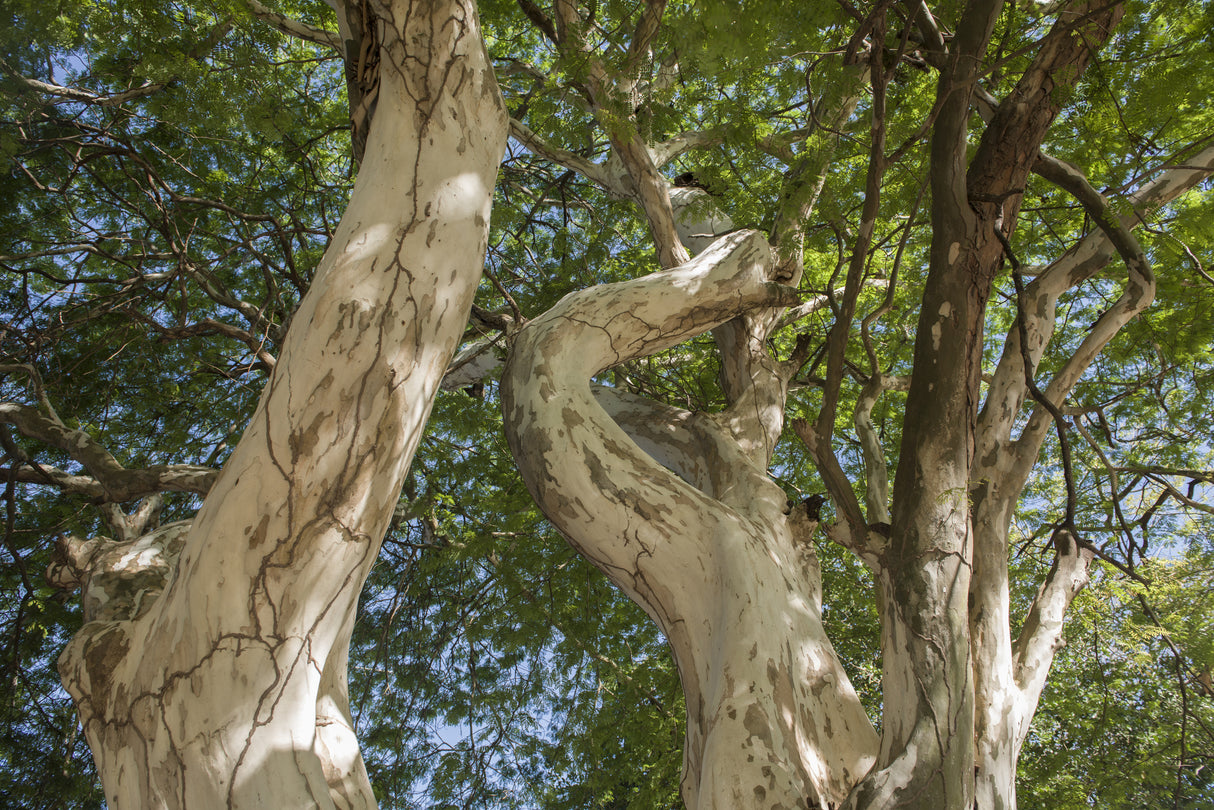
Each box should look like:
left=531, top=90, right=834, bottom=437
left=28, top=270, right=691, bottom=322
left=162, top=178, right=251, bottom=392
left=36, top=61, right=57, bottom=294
left=2, top=0, right=1212, bottom=807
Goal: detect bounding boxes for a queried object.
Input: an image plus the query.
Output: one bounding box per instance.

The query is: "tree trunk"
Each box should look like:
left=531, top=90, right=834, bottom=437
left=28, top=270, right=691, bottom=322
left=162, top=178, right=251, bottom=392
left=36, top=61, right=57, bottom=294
left=502, top=231, right=880, bottom=809
left=833, top=3, right=1126, bottom=807
left=55, top=0, right=506, bottom=806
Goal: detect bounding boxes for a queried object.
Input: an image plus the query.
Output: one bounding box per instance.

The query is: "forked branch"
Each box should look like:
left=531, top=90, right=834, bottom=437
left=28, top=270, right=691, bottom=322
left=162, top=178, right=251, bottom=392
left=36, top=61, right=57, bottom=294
left=0, top=402, right=217, bottom=501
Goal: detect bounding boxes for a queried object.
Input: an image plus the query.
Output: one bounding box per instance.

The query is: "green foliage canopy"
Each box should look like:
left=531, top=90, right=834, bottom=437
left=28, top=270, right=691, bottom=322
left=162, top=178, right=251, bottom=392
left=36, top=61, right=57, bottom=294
left=1, top=0, right=1212, bottom=806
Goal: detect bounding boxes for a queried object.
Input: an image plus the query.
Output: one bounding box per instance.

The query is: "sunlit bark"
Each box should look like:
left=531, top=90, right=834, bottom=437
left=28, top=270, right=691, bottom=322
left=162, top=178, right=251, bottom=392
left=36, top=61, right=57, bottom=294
left=32, top=0, right=1213, bottom=807
left=55, top=0, right=506, bottom=805
left=968, top=142, right=1214, bottom=810
left=503, top=230, right=879, bottom=808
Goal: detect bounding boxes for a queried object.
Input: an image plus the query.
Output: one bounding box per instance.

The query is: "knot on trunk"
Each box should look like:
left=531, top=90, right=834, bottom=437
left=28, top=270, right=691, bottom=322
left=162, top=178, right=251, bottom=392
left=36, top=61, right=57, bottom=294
left=47, top=521, right=192, bottom=623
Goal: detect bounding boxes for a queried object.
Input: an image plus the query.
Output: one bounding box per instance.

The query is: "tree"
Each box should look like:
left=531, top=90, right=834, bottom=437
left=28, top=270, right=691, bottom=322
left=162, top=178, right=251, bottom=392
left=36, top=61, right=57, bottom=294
left=2, top=0, right=1213, bottom=808
left=3, top=0, right=507, bottom=804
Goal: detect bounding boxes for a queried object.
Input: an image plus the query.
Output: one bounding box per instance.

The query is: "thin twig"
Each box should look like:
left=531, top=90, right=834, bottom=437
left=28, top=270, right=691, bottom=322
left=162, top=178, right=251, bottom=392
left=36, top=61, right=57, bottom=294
left=1136, top=593, right=1191, bottom=810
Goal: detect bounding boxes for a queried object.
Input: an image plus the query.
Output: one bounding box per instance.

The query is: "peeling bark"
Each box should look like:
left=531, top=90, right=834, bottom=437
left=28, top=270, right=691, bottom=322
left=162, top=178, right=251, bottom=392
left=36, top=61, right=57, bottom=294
left=839, top=3, right=1128, bottom=807
left=56, top=0, right=507, bottom=806
left=35, top=0, right=1208, bottom=806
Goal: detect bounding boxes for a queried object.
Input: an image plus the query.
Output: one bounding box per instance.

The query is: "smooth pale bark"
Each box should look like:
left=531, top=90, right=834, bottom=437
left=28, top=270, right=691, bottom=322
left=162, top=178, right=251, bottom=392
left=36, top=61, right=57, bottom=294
left=967, top=143, right=1214, bottom=809
left=501, top=42, right=886, bottom=809
left=500, top=0, right=1154, bottom=804
left=839, top=4, right=1005, bottom=806
left=670, top=186, right=733, bottom=255
left=56, top=1, right=507, bottom=806
left=502, top=230, right=879, bottom=809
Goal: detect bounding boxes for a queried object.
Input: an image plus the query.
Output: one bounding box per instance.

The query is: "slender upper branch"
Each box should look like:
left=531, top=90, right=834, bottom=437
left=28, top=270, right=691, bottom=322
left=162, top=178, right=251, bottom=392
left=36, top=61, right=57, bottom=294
left=602, top=124, right=689, bottom=268
left=515, top=0, right=558, bottom=43
left=246, top=0, right=343, bottom=51
left=975, top=144, right=1214, bottom=478
left=648, top=125, right=820, bottom=170
left=792, top=417, right=870, bottom=553
left=539, top=0, right=689, bottom=267
left=816, top=33, right=887, bottom=442
left=1033, top=152, right=1152, bottom=289
left=554, top=0, right=581, bottom=46
left=791, top=36, right=886, bottom=553
left=0, top=65, right=168, bottom=107
left=778, top=76, right=867, bottom=275
left=853, top=374, right=910, bottom=526
left=3, top=18, right=234, bottom=106
left=1007, top=241, right=1153, bottom=489
left=508, top=118, right=625, bottom=193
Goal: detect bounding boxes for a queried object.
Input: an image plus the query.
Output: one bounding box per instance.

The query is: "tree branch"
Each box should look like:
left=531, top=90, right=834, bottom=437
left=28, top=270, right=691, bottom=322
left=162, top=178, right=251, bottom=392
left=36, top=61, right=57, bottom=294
left=791, top=417, right=873, bottom=558
left=151, top=317, right=277, bottom=373
left=648, top=128, right=726, bottom=168
left=791, top=31, right=888, bottom=556
left=852, top=374, right=909, bottom=526
left=623, top=0, right=667, bottom=85
left=246, top=0, right=343, bottom=51
left=975, top=143, right=1214, bottom=484
left=1009, top=240, right=1153, bottom=491
left=509, top=118, right=624, bottom=193
left=503, top=230, right=793, bottom=585
left=1116, top=465, right=1214, bottom=485
left=1142, top=475, right=1214, bottom=517
left=3, top=18, right=234, bottom=106
left=0, top=62, right=169, bottom=107
left=1011, top=529, right=1094, bottom=734
left=606, top=125, right=689, bottom=268
left=815, top=32, right=887, bottom=442
left=0, top=402, right=216, bottom=501
left=1033, top=150, right=1153, bottom=292
left=3, top=461, right=105, bottom=500
left=515, top=0, right=558, bottom=44
left=1002, top=235, right=1081, bottom=531
left=103, top=495, right=165, bottom=543
left=553, top=0, right=582, bottom=47
left=560, top=0, right=685, bottom=268
left=648, top=125, right=819, bottom=170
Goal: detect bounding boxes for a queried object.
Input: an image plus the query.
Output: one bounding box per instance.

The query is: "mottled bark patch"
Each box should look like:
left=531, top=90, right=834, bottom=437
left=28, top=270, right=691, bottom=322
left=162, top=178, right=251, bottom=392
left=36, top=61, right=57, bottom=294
left=78, top=624, right=130, bottom=718
left=744, top=703, right=773, bottom=749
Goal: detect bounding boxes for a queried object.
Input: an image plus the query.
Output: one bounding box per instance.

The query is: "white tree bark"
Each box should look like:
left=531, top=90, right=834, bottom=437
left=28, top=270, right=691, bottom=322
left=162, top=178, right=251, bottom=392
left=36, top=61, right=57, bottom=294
left=502, top=230, right=879, bottom=809
left=967, top=143, right=1214, bottom=808
left=56, top=0, right=507, bottom=806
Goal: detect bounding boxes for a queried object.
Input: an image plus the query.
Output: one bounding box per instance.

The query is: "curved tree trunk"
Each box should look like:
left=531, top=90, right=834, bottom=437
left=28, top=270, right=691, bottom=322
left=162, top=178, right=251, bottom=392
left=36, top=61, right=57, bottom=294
left=503, top=2, right=1135, bottom=808
left=502, top=230, right=879, bottom=809
left=55, top=1, right=507, bottom=806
